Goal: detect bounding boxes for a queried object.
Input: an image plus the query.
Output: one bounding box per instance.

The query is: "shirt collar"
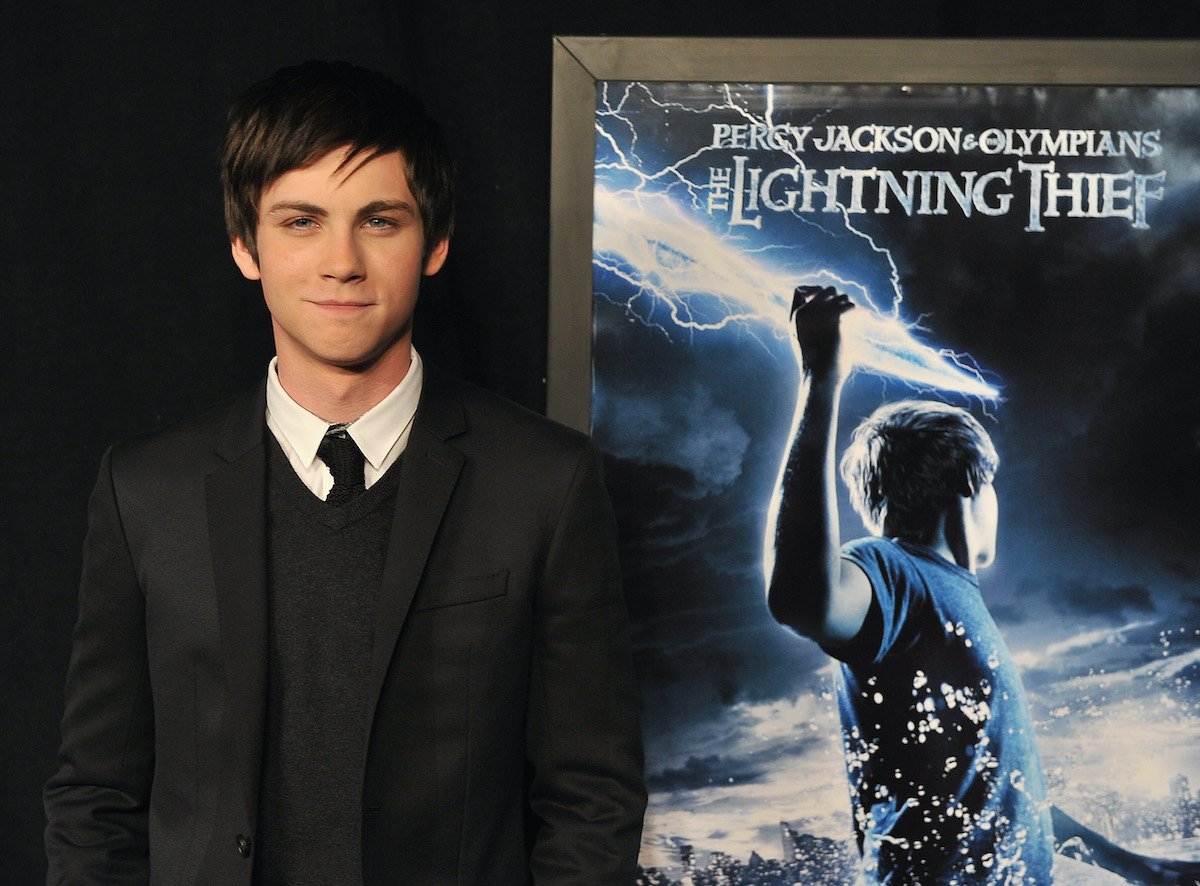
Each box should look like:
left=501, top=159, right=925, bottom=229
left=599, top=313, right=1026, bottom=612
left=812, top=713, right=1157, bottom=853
left=264, top=349, right=424, bottom=471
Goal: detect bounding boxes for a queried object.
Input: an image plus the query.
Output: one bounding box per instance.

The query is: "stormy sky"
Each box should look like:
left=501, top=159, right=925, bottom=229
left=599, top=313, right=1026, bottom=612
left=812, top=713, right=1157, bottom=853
left=589, top=82, right=1200, bottom=868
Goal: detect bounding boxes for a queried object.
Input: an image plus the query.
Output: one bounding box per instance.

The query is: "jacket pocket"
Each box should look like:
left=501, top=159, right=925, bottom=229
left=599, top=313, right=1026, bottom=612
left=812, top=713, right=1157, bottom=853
left=410, top=569, right=509, bottom=612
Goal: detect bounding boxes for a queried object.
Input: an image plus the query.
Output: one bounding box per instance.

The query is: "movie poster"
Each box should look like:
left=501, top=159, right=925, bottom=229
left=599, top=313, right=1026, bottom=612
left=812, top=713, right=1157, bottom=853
left=589, top=81, right=1200, bottom=884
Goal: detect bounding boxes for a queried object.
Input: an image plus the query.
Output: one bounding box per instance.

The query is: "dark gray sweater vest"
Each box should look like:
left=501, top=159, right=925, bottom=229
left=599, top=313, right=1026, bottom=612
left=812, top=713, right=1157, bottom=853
left=255, top=439, right=402, bottom=885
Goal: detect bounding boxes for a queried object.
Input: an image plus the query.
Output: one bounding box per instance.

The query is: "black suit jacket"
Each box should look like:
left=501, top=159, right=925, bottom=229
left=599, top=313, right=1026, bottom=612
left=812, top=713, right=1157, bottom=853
left=45, top=365, right=646, bottom=885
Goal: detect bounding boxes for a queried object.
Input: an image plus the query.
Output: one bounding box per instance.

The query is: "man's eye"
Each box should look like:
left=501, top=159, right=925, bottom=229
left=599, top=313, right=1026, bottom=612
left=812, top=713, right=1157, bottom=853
left=287, top=217, right=315, bottom=230
left=366, top=217, right=396, bottom=229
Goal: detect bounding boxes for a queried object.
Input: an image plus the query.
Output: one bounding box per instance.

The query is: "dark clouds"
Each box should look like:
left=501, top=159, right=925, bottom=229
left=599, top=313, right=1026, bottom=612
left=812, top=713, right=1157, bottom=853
left=594, top=382, right=750, bottom=498
left=1051, top=580, right=1157, bottom=620
left=1068, top=283, right=1200, bottom=549
left=646, top=754, right=768, bottom=792
left=645, top=731, right=827, bottom=793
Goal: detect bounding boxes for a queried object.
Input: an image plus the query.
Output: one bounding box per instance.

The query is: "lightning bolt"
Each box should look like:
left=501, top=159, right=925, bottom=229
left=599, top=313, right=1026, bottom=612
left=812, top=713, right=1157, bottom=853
left=592, top=83, right=1000, bottom=400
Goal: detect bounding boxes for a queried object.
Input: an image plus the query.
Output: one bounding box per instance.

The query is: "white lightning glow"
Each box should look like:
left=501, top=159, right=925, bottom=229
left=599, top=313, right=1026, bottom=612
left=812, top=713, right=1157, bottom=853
left=594, top=185, right=999, bottom=398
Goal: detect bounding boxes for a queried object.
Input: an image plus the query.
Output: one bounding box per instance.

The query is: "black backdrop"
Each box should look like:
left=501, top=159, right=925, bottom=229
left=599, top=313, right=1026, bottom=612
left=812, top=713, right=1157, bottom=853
left=5, top=2, right=1198, bottom=879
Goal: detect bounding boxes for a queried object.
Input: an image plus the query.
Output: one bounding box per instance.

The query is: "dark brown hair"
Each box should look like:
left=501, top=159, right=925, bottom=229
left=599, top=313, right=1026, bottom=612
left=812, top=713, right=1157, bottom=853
left=840, top=399, right=999, bottom=541
left=221, top=60, right=454, bottom=261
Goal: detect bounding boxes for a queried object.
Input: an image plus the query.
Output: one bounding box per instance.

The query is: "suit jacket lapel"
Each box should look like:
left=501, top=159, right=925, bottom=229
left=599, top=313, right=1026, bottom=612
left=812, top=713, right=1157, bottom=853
left=367, top=366, right=466, bottom=731
left=206, top=382, right=269, bottom=826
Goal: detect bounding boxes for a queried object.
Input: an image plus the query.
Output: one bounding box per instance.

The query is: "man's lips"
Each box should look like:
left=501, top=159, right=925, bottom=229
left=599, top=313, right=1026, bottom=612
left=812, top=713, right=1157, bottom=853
left=308, top=299, right=373, bottom=310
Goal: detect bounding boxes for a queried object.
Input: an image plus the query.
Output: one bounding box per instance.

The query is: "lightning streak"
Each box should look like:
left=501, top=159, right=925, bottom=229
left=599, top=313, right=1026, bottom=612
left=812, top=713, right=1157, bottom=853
left=592, top=83, right=999, bottom=399
left=594, top=186, right=999, bottom=398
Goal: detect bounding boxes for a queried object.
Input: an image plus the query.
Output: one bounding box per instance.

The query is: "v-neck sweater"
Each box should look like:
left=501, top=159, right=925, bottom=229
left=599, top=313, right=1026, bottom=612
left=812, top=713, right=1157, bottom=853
left=254, top=437, right=403, bottom=884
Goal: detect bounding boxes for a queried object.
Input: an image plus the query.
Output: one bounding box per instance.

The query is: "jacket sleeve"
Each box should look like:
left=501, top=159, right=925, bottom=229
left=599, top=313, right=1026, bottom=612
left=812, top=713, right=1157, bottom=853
left=44, top=447, right=154, bottom=884
left=525, top=440, right=647, bottom=884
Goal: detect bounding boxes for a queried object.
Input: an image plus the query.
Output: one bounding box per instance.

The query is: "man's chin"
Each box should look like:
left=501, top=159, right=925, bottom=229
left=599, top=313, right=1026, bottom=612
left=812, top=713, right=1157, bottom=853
left=274, top=329, right=412, bottom=378
left=315, top=342, right=410, bottom=375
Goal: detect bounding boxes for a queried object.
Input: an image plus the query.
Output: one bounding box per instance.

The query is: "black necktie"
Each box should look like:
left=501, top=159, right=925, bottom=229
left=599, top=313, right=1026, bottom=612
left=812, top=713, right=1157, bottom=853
left=317, top=425, right=366, bottom=505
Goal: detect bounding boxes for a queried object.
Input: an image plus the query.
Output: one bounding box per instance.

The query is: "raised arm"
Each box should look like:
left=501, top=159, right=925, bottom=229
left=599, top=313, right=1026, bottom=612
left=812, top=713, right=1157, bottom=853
left=765, top=286, right=872, bottom=646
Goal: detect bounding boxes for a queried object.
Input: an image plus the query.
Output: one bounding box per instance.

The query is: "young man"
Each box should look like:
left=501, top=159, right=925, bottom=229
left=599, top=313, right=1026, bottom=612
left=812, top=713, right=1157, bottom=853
left=45, top=61, right=646, bottom=885
left=766, top=286, right=1199, bottom=884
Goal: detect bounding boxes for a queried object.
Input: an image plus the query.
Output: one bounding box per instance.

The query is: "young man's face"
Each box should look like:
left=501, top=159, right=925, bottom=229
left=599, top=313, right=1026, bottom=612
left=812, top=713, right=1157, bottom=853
left=231, top=147, right=448, bottom=377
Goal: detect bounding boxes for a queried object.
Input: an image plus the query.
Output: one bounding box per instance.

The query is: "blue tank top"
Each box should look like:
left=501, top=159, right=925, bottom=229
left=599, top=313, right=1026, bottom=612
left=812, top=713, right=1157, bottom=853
left=829, top=537, right=1055, bottom=884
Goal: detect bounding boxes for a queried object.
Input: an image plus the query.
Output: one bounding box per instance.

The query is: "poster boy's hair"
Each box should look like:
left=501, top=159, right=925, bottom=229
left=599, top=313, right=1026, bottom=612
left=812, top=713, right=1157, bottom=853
left=221, top=59, right=455, bottom=262
left=840, top=399, right=998, bottom=541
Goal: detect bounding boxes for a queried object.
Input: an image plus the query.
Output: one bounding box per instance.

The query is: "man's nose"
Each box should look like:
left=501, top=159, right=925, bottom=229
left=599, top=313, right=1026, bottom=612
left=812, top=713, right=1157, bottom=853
left=321, top=229, right=365, bottom=282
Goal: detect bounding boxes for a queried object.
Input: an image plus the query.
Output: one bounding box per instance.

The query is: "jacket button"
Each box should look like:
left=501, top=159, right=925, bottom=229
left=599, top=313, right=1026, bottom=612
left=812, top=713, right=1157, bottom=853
left=236, top=834, right=252, bottom=858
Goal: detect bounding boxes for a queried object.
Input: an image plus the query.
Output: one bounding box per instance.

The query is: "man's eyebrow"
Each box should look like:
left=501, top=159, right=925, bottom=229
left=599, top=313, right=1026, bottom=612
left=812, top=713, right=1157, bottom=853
left=265, top=201, right=328, bottom=217
left=357, top=199, right=418, bottom=217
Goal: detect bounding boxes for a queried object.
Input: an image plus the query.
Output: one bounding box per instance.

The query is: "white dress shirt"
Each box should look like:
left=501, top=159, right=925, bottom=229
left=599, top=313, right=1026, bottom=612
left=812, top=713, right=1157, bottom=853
left=264, top=349, right=423, bottom=500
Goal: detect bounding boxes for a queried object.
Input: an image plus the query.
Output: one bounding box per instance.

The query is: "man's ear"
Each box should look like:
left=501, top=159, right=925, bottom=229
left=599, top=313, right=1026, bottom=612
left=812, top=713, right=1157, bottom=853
left=230, top=237, right=262, bottom=281
left=423, top=237, right=449, bottom=276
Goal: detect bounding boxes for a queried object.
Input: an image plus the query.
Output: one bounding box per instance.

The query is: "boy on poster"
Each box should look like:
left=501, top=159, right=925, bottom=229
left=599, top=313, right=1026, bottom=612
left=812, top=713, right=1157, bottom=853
left=765, top=286, right=1199, bottom=885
